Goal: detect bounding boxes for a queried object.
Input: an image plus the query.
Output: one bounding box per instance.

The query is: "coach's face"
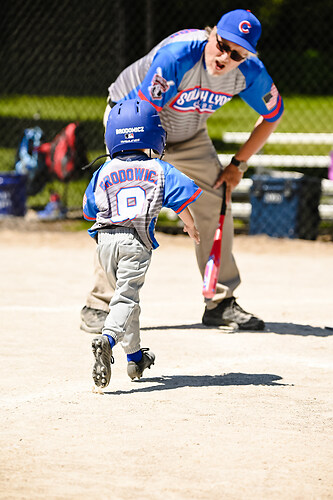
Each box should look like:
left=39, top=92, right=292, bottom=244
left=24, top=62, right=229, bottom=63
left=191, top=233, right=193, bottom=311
left=204, top=27, right=249, bottom=77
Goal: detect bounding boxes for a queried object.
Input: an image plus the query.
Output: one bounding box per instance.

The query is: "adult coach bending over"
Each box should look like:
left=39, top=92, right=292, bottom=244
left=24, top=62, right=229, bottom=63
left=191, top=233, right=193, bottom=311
left=81, top=9, right=284, bottom=333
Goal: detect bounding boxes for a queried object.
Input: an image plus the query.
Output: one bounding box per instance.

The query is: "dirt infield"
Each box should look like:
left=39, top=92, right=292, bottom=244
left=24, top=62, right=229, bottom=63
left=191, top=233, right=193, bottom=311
left=0, top=226, right=332, bottom=500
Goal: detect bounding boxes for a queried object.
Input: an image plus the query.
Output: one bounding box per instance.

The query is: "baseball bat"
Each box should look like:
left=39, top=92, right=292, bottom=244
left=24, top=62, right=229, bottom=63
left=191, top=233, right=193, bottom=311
left=202, top=182, right=227, bottom=299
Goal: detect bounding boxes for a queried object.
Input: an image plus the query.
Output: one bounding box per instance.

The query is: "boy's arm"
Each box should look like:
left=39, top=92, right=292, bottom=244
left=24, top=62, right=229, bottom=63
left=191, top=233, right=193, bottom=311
left=178, top=206, right=200, bottom=244
left=160, top=159, right=202, bottom=243
left=82, top=166, right=104, bottom=222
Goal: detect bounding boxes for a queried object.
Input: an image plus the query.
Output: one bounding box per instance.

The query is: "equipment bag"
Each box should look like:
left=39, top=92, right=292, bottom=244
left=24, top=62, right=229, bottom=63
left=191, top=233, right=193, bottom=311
left=15, top=126, right=50, bottom=196
left=40, top=122, right=88, bottom=182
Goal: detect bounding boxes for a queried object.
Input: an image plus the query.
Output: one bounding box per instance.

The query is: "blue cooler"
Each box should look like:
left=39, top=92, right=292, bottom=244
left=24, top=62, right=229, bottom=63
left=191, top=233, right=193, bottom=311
left=249, top=174, right=321, bottom=240
left=0, top=173, right=27, bottom=217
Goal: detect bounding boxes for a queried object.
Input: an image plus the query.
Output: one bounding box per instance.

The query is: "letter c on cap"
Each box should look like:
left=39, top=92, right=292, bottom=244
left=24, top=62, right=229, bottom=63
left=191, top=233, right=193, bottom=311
left=239, top=20, right=251, bottom=34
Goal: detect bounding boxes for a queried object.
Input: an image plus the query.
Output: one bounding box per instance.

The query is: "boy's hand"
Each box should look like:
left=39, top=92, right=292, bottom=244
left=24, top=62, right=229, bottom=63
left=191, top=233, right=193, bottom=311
left=178, top=206, right=200, bottom=244
left=183, top=224, right=200, bottom=244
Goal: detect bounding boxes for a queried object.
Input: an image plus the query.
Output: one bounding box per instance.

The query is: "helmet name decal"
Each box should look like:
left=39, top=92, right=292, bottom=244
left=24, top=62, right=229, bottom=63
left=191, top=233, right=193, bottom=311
left=116, top=126, right=144, bottom=134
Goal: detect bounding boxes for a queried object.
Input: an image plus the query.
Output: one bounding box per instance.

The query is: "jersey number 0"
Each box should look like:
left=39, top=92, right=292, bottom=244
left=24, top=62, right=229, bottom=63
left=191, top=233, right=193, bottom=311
left=110, top=186, right=146, bottom=223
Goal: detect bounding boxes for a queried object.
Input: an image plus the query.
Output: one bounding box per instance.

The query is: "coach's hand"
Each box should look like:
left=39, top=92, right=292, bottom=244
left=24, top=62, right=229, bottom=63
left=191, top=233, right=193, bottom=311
left=213, top=163, right=243, bottom=203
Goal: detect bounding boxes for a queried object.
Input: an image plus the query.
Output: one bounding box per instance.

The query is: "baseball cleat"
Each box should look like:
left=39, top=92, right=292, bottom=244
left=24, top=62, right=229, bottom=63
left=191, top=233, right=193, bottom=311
left=202, top=297, right=265, bottom=330
left=92, top=335, right=114, bottom=388
left=127, top=348, right=155, bottom=380
left=81, top=306, right=108, bottom=334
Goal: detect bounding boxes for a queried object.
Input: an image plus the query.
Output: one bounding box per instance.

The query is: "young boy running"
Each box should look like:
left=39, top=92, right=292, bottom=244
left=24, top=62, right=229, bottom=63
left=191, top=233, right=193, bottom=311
left=83, top=99, right=201, bottom=388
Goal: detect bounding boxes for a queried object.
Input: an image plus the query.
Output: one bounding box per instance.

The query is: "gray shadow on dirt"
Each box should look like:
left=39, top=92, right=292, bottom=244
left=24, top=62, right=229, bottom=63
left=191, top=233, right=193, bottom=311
left=265, top=322, right=333, bottom=337
left=105, top=372, right=289, bottom=395
left=141, top=323, right=333, bottom=337
left=141, top=323, right=206, bottom=331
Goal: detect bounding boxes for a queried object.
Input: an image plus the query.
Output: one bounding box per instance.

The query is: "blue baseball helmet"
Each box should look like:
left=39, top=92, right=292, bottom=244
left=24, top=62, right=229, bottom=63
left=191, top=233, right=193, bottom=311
left=105, top=98, right=166, bottom=158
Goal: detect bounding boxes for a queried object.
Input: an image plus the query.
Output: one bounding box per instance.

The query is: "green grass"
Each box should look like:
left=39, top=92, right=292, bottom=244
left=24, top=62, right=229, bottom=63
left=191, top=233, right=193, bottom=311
left=0, top=148, right=16, bottom=171
left=207, top=95, right=333, bottom=135
left=2, top=93, right=333, bottom=132
left=0, top=95, right=106, bottom=121
left=2, top=93, right=333, bottom=157
left=207, top=95, right=333, bottom=156
left=27, top=177, right=89, bottom=209
left=1, top=93, right=333, bottom=215
left=0, top=148, right=104, bottom=172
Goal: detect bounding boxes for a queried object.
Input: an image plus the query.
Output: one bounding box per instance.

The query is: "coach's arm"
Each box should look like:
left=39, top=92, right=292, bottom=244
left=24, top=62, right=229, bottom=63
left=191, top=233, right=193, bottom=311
left=214, top=114, right=283, bottom=203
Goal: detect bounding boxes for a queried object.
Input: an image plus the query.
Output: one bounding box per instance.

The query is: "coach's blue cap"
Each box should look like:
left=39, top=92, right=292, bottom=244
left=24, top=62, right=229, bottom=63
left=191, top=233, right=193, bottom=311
left=216, top=9, right=262, bottom=53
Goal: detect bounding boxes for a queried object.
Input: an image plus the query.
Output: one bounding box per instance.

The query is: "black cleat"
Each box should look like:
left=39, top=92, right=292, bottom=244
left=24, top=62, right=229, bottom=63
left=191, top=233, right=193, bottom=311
left=92, top=335, right=114, bottom=388
left=202, top=297, right=265, bottom=330
left=127, top=348, right=155, bottom=380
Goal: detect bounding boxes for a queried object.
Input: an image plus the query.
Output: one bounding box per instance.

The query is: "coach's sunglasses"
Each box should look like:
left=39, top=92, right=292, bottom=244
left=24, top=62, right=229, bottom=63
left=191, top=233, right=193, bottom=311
left=215, top=34, right=247, bottom=62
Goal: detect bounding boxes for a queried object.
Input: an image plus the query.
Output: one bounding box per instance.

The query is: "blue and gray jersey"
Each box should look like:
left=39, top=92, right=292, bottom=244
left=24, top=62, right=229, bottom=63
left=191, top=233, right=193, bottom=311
left=83, top=152, right=202, bottom=250
left=109, top=29, right=284, bottom=144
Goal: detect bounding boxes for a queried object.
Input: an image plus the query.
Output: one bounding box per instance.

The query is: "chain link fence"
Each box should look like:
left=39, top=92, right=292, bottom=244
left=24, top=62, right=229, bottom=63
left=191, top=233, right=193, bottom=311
left=1, top=0, right=332, bottom=236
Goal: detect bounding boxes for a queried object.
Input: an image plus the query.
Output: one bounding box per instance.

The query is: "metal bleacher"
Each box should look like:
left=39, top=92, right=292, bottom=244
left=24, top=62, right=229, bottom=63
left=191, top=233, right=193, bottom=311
left=219, top=132, right=333, bottom=222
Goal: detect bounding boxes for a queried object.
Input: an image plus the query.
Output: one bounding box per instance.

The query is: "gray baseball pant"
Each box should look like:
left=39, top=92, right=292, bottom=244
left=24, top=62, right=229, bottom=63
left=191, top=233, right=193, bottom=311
left=97, top=228, right=151, bottom=354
